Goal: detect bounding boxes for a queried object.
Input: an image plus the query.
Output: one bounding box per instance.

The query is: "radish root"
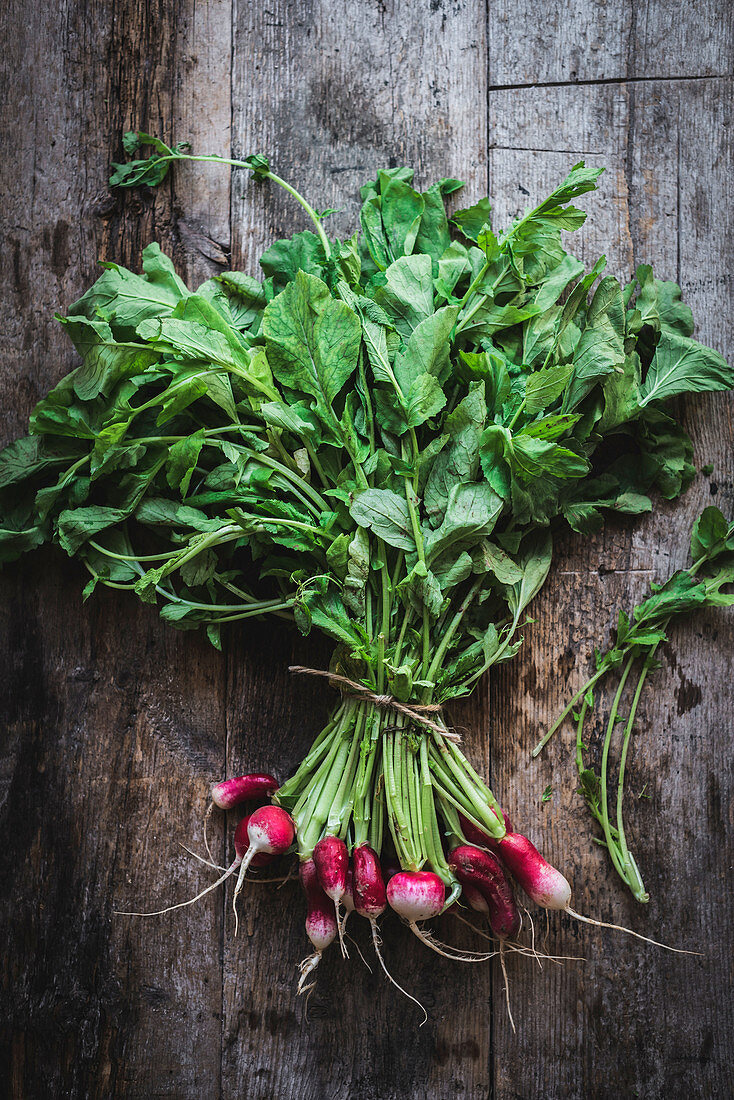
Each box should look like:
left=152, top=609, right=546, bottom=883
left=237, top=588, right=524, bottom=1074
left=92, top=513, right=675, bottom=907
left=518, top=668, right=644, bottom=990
left=297, top=950, right=323, bottom=996
left=115, top=860, right=240, bottom=918
left=371, top=921, right=428, bottom=1026
left=409, top=922, right=495, bottom=962
left=499, top=942, right=516, bottom=1033
left=565, top=907, right=702, bottom=955
left=232, top=849, right=258, bottom=935
left=202, top=801, right=215, bottom=865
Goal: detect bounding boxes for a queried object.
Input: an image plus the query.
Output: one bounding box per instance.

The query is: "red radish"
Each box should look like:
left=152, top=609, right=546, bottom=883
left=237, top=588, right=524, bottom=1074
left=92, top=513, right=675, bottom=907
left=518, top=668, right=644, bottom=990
left=381, top=863, right=494, bottom=965
left=462, top=882, right=489, bottom=916
left=386, top=871, right=445, bottom=922
left=449, top=846, right=522, bottom=940
left=450, top=845, right=523, bottom=1031
left=313, top=836, right=348, bottom=902
left=474, top=826, right=692, bottom=954
left=314, top=834, right=349, bottom=955
left=353, top=846, right=427, bottom=1022
left=486, top=832, right=572, bottom=911
left=297, top=858, right=338, bottom=994
left=235, top=813, right=274, bottom=870
left=352, top=844, right=387, bottom=919
left=232, top=805, right=295, bottom=933
left=459, top=812, right=572, bottom=911
left=211, top=772, right=279, bottom=809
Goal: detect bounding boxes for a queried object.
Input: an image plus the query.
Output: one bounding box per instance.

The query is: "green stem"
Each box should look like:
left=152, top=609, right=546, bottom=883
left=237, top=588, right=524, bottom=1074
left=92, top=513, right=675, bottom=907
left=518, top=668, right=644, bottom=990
left=599, top=655, right=634, bottom=882
left=616, top=659, right=652, bottom=903
left=533, top=666, right=607, bottom=756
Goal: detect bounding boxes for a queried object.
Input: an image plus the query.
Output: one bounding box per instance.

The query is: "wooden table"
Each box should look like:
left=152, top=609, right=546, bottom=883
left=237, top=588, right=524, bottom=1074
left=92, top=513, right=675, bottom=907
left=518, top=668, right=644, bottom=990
left=1, top=3, right=732, bottom=1097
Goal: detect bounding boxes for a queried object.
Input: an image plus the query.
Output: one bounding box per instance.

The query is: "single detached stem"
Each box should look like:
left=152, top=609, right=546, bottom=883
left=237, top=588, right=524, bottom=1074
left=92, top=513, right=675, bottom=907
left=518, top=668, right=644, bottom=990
left=533, top=666, right=607, bottom=756
left=615, top=658, right=653, bottom=903
left=599, top=655, right=635, bottom=882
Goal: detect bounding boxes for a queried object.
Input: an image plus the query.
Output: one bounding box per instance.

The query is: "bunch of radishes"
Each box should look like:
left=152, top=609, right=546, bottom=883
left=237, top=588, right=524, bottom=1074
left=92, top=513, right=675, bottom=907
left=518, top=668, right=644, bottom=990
left=121, top=765, right=685, bottom=1022
left=204, top=772, right=584, bottom=1002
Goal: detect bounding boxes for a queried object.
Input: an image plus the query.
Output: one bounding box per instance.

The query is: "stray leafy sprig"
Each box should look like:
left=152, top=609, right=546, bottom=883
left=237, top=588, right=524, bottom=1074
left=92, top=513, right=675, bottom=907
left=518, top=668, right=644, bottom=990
left=539, top=505, right=734, bottom=900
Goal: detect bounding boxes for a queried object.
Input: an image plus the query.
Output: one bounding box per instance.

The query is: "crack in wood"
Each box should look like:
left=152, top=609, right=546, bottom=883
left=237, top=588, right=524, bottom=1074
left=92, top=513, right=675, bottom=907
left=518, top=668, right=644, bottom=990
left=488, top=73, right=731, bottom=93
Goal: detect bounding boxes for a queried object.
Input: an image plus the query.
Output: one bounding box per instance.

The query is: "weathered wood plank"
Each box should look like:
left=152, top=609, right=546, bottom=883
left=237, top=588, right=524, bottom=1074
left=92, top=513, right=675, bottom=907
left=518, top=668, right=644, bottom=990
left=226, top=2, right=493, bottom=1097
left=1, top=0, right=732, bottom=1097
left=488, top=0, right=733, bottom=85
left=0, top=0, right=232, bottom=1096
left=488, top=77, right=733, bottom=1099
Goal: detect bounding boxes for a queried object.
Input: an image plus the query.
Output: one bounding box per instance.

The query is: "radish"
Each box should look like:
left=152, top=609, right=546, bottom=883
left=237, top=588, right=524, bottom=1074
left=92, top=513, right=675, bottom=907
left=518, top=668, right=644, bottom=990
left=478, top=825, right=693, bottom=953
left=459, top=808, right=511, bottom=848
left=313, top=834, right=349, bottom=955
left=211, top=771, right=279, bottom=809
left=232, top=805, right=295, bottom=933
left=203, top=771, right=279, bottom=861
left=352, top=845, right=428, bottom=1020
left=462, top=883, right=489, bottom=916
left=386, top=871, right=445, bottom=923
left=385, top=866, right=495, bottom=965
left=449, top=846, right=522, bottom=940
left=450, top=845, right=523, bottom=1031
left=297, top=858, right=338, bottom=994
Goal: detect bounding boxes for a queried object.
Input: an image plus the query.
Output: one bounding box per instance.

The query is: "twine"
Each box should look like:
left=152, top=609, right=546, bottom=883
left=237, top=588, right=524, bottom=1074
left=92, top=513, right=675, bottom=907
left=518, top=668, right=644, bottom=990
left=288, top=665, right=460, bottom=743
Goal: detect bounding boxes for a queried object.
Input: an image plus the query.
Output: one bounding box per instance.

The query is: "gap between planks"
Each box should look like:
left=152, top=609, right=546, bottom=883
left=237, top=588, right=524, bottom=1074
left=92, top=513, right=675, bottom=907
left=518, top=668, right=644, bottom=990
left=488, top=73, right=731, bottom=93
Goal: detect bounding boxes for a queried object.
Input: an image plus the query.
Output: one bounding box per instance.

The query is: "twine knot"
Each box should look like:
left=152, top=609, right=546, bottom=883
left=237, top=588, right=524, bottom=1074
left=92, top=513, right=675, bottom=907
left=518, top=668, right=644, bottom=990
left=288, top=665, right=460, bottom=743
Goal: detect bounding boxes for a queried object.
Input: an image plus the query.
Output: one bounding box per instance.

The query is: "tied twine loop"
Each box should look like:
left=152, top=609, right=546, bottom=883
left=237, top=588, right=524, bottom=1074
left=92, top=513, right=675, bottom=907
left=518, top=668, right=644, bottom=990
left=288, top=665, right=460, bottom=743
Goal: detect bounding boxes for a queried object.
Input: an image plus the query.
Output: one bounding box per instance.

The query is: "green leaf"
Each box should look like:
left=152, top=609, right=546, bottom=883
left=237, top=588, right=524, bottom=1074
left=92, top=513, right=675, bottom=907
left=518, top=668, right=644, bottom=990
left=69, top=247, right=187, bottom=338
left=392, top=306, right=458, bottom=391
left=262, top=270, right=361, bottom=423
left=524, top=362, right=573, bottom=413
left=424, top=383, right=486, bottom=525
left=564, top=276, right=626, bottom=409
left=450, top=198, right=492, bottom=242
left=372, top=255, right=434, bottom=336
left=260, top=230, right=328, bottom=291
left=424, top=482, right=503, bottom=563
left=349, top=488, right=415, bottom=551
left=166, top=430, right=206, bottom=497
left=690, top=506, right=729, bottom=563
left=638, top=329, right=734, bottom=407
left=472, top=540, right=524, bottom=584
left=403, top=372, right=447, bottom=429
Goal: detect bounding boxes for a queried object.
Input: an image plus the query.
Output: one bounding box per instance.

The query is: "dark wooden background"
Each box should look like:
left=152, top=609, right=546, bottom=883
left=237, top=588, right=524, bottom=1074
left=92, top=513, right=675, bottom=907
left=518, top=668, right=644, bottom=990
left=1, top=2, right=732, bottom=1097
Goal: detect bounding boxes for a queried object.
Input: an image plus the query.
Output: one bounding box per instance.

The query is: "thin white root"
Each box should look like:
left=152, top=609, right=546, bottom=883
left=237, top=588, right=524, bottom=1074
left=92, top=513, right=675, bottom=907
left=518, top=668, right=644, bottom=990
left=336, top=900, right=348, bottom=958
left=449, top=909, right=582, bottom=964
left=114, top=859, right=241, bottom=917
left=409, top=922, right=496, bottom=962
left=344, top=932, right=372, bottom=973
left=179, top=842, right=226, bottom=872
left=297, top=950, right=323, bottom=996
left=522, top=905, right=542, bottom=971
left=232, top=848, right=257, bottom=936
left=499, top=942, right=516, bottom=1034
left=371, top=921, right=428, bottom=1026
left=203, top=802, right=215, bottom=865
left=565, top=907, right=702, bottom=955
left=277, top=863, right=298, bottom=890
left=450, top=909, right=497, bottom=944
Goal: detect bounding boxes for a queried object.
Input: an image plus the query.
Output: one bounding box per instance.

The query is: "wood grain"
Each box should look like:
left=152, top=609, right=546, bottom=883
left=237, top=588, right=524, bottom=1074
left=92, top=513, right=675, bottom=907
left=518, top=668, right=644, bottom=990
left=0, top=0, right=732, bottom=1097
